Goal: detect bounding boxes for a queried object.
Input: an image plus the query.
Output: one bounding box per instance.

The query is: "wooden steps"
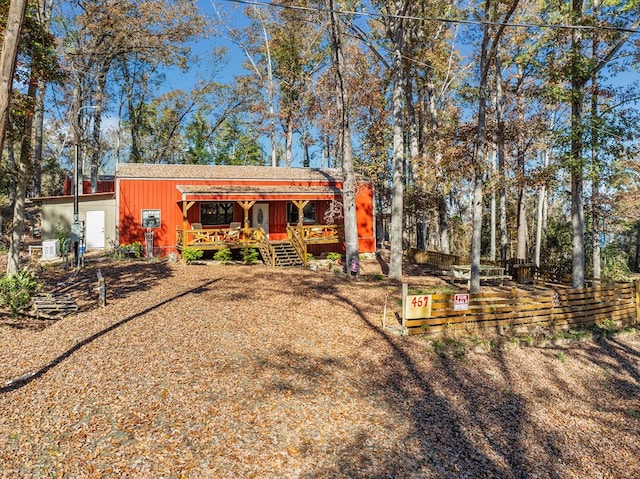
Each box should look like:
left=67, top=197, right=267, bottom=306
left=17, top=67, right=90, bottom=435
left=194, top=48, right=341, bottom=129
left=272, top=242, right=303, bottom=267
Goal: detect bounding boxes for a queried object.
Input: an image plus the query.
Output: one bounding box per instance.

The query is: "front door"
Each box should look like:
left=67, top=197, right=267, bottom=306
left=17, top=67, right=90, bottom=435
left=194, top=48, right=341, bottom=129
left=252, top=203, right=269, bottom=235
left=85, top=210, right=105, bottom=249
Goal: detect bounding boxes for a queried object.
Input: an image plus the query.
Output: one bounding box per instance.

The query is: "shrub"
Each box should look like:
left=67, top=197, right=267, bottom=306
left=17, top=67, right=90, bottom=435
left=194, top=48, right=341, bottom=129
left=55, top=226, right=69, bottom=247
left=0, top=270, right=40, bottom=315
left=181, top=247, right=204, bottom=264
left=214, top=248, right=232, bottom=264
left=240, top=246, right=260, bottom=265
left=326, top=252, right=341, bottom=265
left=117, top=241, right=143, bottom=259
left=601, top=246, right=630, bottom=282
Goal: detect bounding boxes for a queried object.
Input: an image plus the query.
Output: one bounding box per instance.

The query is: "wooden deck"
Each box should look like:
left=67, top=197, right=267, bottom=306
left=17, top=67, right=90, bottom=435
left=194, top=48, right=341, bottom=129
left=176, top=224, right=342, bottom=267
left=177, top=225, right=260, bottom=251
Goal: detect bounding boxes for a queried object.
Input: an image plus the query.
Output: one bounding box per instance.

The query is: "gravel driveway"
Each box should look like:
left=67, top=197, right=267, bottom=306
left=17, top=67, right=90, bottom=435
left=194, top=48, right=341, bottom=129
left=0, top=259, right=639, bottom=478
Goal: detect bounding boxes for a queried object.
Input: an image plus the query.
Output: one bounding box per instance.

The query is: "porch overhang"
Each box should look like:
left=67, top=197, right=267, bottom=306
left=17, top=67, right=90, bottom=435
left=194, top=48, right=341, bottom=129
left=176, top=185, right=343, bottom=202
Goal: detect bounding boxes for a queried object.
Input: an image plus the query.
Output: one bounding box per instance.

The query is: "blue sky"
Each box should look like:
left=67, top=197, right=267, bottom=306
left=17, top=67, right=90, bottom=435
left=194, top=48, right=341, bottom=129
left=124, top=1, right=640, bottom=170
left=162, top=1, right=251, bottom=91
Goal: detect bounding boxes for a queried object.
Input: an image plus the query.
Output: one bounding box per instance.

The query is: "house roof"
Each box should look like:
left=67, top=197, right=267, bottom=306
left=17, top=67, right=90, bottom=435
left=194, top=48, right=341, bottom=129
left=116, top=163, right=343, bottom=182
left=177, top=185, right=341, bottom=195
left=176, top=184, right=342, bottom=201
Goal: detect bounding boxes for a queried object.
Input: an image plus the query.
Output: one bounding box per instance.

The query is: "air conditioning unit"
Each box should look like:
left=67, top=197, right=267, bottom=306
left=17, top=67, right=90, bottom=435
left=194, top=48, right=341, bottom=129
left=41, top=239, right=60, bottom=260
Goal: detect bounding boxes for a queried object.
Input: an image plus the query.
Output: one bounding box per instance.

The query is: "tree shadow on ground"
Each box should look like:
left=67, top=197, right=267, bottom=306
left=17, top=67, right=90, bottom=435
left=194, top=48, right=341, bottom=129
left=0, top=277, right=219, bottom=395
left=573, top=335, right=640, bottom=415
left=40, top=257, right=175, bottom=309
left=235, top=269, right=565, bottom=478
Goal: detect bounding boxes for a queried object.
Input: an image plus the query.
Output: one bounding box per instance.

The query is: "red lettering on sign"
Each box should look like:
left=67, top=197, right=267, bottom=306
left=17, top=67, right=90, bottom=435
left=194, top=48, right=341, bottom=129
left=411, top=296, right=430, bottom=308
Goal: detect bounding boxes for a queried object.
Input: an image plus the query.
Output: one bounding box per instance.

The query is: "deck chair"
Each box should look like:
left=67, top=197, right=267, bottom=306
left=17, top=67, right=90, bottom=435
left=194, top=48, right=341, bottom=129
left=226, top=222, right=241, bottom=241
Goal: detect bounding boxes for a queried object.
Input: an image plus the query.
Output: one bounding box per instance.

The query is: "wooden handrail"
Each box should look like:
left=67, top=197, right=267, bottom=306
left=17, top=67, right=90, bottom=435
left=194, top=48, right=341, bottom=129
left=287, top=225, right=307, bottom=266
left=255, top=227, right=276, bottom=266
left=299, top=224, right=341, bottom=241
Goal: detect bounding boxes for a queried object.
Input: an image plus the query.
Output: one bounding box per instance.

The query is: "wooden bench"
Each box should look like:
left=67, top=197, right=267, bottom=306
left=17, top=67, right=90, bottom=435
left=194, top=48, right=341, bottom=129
left=448, top=265, right=512, bottom=287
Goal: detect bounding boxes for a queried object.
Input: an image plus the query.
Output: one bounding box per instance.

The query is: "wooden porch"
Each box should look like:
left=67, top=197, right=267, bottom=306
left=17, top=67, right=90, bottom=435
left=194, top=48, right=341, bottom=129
left=176, top=224, right=343, bottom=267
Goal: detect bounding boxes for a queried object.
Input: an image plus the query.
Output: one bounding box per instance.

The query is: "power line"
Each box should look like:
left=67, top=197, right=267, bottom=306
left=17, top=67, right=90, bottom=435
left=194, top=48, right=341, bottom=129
left=221, top=0, right=640, bottom=35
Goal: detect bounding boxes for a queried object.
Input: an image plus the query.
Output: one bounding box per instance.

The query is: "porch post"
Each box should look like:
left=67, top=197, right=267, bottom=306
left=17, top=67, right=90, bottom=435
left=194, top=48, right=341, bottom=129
left=293, top=200, right=309, bottom=267
left=238, top=201, right=256, bottom=244
left=182, top=201, right=195, bottom=249
left=238, top=201, right=256, bottom=230
left=292, top=200, right=309, bottom=233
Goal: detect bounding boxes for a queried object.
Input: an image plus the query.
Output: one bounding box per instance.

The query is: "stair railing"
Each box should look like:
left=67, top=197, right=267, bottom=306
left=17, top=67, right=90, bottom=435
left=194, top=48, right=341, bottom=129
left=255, top=227, right=276, bottom=267
left=287, top=225, right=307, bottom=267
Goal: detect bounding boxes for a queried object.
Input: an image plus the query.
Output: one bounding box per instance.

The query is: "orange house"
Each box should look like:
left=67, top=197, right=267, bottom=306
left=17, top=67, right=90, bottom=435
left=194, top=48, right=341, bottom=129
left=116, top=164, right=375, bottom=265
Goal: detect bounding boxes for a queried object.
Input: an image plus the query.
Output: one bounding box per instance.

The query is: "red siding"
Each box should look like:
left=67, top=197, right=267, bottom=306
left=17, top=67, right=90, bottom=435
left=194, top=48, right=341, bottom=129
left=63, top=178, right=115, bottom=195
left=117, top=177, right=375, bottom=254
left=356, top=184, right=375, bottom=253
left=119, top=179, right=183, bottom=248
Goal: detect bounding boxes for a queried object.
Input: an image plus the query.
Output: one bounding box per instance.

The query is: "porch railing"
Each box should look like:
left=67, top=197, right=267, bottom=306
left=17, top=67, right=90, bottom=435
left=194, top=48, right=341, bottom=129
left=287, top=225, right=307, bottom=267
left=299, top=224, right=342, bottom=243
left=177, top=224, right=342, bottom=257
left=254, top=227, right=276, bottom=266
left=176, top=226, right=254, bottom=250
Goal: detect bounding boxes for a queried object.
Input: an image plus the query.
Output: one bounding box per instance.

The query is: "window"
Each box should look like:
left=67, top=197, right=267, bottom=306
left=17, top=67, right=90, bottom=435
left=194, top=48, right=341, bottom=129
left=287, top=202, right=316, bottom=224
left=201, top=202, right=234, bottom=225
left=141, top=209, right=161, bottom=228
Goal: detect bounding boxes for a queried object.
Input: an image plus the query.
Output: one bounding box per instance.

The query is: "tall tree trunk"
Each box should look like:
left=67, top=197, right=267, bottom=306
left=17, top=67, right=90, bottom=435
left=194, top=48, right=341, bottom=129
left=90, top=66, right=108, bottom=192
left=471, top=0, right=519, bottom=291
left=405, top=70, right=420, bottom=251
left=122, top=60, right=143, bottom=163
left=329, top=0, right=359, bottom=276
left=32, top=85, right=44, bottom=198
left=284, top=115, right=293, bottom=167
left=535, top=148, right=549, bottom=267
left=516, top=169, right=527, bottom=260
left=425, top=70, right=450, bottom=254
left=31, top=0, right=53, bottom=198
left=258, top=12, right=278, bottom=168
left=7, top=135, right=16, bottom=210
left=634, top=220, right=640, bottom=272
left=0, top=0, right=28, bottom=155
left=591, top=31, right=601, bottom=281
left=496, top=53, right=508, bottom=261
left=470, top=160, right=485, bottom=293
left=516, top=65, right=527, bottom=261
left=389, top=34, right=405, bottom=280
left=7, top=78, right=38, bottom=275
left=470, top=8, right=492, bottom=293
left=490, top=149, right=497, bottom=262
left=437, top=195, right=449, bottom=254
left=386, top=0, right=408, bottom=280
left=570, top=0, right=585, bottom=289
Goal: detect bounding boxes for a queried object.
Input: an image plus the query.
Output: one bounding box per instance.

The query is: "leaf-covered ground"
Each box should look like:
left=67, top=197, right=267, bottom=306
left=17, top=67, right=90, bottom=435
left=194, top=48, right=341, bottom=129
left=0, top=258, right=639, bottom=478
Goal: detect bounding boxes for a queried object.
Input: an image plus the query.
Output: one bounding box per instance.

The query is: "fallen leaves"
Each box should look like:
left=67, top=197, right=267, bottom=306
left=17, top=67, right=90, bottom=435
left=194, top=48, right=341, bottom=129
left=0, top=259, right=638, bottom=478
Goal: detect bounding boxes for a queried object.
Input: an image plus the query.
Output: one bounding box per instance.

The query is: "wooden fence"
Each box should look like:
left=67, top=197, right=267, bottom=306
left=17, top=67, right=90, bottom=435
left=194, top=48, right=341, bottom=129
left=404, top=281, right=640, bottom=336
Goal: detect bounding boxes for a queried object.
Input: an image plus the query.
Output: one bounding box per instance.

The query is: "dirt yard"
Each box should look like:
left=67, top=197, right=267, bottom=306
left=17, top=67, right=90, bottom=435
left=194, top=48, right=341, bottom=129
left=0, top=256, right=639, bottom=478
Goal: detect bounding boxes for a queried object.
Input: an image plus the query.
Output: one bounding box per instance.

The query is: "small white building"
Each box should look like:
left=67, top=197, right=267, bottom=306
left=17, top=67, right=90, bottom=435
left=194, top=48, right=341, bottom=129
left=33, top=192, right=116, bottom=251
